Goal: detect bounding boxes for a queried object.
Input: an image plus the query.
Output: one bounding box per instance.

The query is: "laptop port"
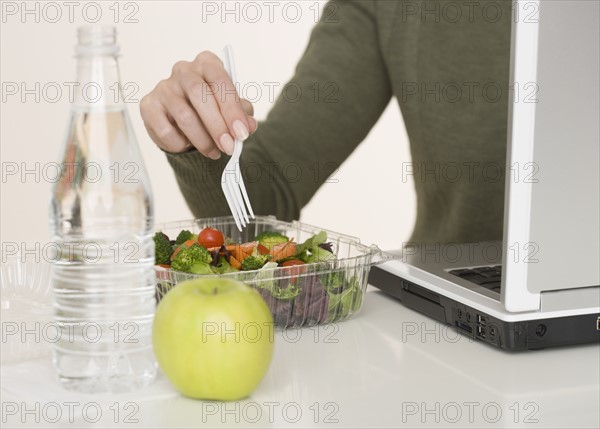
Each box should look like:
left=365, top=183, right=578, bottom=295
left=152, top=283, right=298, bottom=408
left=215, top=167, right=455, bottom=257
left=476, top=325, right=486, bottom=339
left=457, top=308, right=463, bottom=319
left=455, top=321, right=472, bottom=334
left=466, top=312, right=471, bottom=322
left=488, top=326, right=497, bottom=338
left=476, top=314, right=487, bottom=326
left=535, top=324, right=547, bottom=337
left=596, top=317, right=599, bottom=331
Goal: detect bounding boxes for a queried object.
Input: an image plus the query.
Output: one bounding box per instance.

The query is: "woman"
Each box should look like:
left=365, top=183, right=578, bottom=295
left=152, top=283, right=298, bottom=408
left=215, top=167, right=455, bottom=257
left=140, top=0, right=511, bottom=244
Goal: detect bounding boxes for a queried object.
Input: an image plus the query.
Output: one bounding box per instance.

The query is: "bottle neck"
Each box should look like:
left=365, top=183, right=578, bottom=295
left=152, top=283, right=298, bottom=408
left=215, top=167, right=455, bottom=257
left=74, top=53, right=125, bottom=110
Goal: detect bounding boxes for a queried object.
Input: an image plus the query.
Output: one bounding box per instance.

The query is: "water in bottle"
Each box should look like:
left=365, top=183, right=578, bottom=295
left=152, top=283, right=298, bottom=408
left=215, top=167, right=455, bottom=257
left=49, top=26, right=157, bottom=393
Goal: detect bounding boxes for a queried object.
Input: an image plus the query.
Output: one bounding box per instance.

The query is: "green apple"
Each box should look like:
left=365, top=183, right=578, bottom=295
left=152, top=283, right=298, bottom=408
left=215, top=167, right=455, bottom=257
left=152, top=278, right=274, bottom=401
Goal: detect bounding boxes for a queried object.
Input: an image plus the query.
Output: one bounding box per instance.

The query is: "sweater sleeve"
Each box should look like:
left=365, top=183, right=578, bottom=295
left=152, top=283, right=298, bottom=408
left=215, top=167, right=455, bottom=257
left=165, top=0, right=392, bottom=221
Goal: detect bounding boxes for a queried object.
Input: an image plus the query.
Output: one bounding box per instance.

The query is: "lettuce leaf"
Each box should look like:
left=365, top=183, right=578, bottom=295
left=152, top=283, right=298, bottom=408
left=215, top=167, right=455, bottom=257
left=296, top=231, right=328, bottom=255
left=305, top=246, right=336, bottom=264
left=210, top=257, right=238, bottom=274
left=296, top=231, right=335, bottom=263
left=253, top=262, right=300, bottom=299
left=327, top=276, right=362, bottom=320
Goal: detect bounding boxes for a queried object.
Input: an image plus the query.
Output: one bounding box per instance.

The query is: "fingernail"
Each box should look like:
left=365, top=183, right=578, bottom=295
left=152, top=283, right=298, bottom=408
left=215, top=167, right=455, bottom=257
left=232, top=120, right=250, bottom=141
left=219, top=133, right=235, bottom=155
left=248, top=116, right=258, bottom=133
left=208, top=148, right=221, bottom=160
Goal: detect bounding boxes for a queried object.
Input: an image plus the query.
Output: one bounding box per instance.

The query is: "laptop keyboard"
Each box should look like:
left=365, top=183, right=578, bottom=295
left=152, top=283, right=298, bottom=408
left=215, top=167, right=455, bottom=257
left=448, top=266, right=502, bottom=293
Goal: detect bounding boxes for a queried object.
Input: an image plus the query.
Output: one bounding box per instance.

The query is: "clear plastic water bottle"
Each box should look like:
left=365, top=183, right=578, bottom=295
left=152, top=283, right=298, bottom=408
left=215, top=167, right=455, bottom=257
left=49, top=26, right=156, bottom=393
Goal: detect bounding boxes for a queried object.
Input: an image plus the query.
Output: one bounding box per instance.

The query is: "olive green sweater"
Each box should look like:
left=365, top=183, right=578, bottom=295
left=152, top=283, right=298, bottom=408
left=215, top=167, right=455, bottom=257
left=166, top=0, right=511, bottom=244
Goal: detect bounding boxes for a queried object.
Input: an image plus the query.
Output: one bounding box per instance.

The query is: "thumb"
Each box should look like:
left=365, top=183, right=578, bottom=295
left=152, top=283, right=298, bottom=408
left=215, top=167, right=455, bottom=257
left=240, top=99, right=254, bottom=117
left=240, top=99, right=257, bottom=133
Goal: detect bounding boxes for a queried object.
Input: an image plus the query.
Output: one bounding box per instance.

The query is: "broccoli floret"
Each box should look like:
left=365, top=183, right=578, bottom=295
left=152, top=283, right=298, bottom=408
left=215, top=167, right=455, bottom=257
left=241, top=254, right=271, bottom=271
left=153, top=232, right=173, bottom=265
left=175, top=230, right=196, bottom=246
left=171, top=243, right=212, bottom=273
left=255, top=231, right=289, bottom=250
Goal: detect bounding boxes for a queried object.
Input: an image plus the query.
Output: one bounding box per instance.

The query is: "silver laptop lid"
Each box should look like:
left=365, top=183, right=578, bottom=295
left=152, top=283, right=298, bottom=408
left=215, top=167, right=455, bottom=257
left=503, top=0, right=600, bottom=311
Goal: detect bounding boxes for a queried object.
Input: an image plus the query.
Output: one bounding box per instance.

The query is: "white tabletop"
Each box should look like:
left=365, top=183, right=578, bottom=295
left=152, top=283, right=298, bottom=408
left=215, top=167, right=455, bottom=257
left=2, top=287, right=599, bottom=428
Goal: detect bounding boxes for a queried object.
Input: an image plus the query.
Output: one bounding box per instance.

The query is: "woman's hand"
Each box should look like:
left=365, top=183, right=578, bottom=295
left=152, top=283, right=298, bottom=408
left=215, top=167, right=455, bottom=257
left=140, top=51, right=257, bottom=159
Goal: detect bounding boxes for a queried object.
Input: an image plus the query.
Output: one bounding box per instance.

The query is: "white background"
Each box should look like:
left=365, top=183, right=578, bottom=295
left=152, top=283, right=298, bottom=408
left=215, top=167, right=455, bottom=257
left=1, top=1, right=415, bottom=251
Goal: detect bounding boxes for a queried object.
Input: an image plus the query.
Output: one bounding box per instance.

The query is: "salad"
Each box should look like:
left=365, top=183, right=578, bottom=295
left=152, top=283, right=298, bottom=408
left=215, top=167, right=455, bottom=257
left=153, top=227, right=363, bottom=326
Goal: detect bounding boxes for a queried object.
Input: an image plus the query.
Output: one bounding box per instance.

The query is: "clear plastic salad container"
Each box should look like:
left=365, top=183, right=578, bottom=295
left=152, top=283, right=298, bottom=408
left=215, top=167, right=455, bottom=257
left=155, top=216, right=396, bottom=328
left=1, top=253, right=54, bottom=364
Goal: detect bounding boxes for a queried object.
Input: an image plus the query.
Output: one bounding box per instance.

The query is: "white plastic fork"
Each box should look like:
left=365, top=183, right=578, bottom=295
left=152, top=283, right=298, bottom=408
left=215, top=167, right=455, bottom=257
left=221, top=45, right=255, bottom=231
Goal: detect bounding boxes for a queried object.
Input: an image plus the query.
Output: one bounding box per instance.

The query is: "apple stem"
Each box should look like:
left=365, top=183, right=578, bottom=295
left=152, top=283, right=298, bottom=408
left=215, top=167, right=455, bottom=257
left=213, top=288, right=218, bottom=295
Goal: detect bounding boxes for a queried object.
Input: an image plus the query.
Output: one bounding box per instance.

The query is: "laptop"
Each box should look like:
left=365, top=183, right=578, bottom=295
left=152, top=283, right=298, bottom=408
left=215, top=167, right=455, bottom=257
left=368, top=0, right=600, bottom=350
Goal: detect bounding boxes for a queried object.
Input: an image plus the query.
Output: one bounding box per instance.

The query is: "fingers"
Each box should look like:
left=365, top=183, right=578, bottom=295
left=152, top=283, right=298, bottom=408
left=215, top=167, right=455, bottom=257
left=164, top=98, right=222, bottom=160
left=200, top=61, right=252, bottom=142
left=240, top=99, right=258, bottom=133
left=140, top=94, right=191, bottom=153
left=140, top=51, right=258, bottom=157
left=140, top=82, right=220, bottom=159
left=176, top=64, right=234, bottom=155
left=247, top=116, right=258, bottom=133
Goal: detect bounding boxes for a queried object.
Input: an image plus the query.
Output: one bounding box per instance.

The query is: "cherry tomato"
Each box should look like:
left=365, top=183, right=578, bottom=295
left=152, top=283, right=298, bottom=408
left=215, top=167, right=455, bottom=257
left=155, top=264, right=172, bottom=281
left=280, top=259, right=306, bottom=283
left=198, top=227, right=225, bottom=249
left=280, top=259, right=306, bottom=267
